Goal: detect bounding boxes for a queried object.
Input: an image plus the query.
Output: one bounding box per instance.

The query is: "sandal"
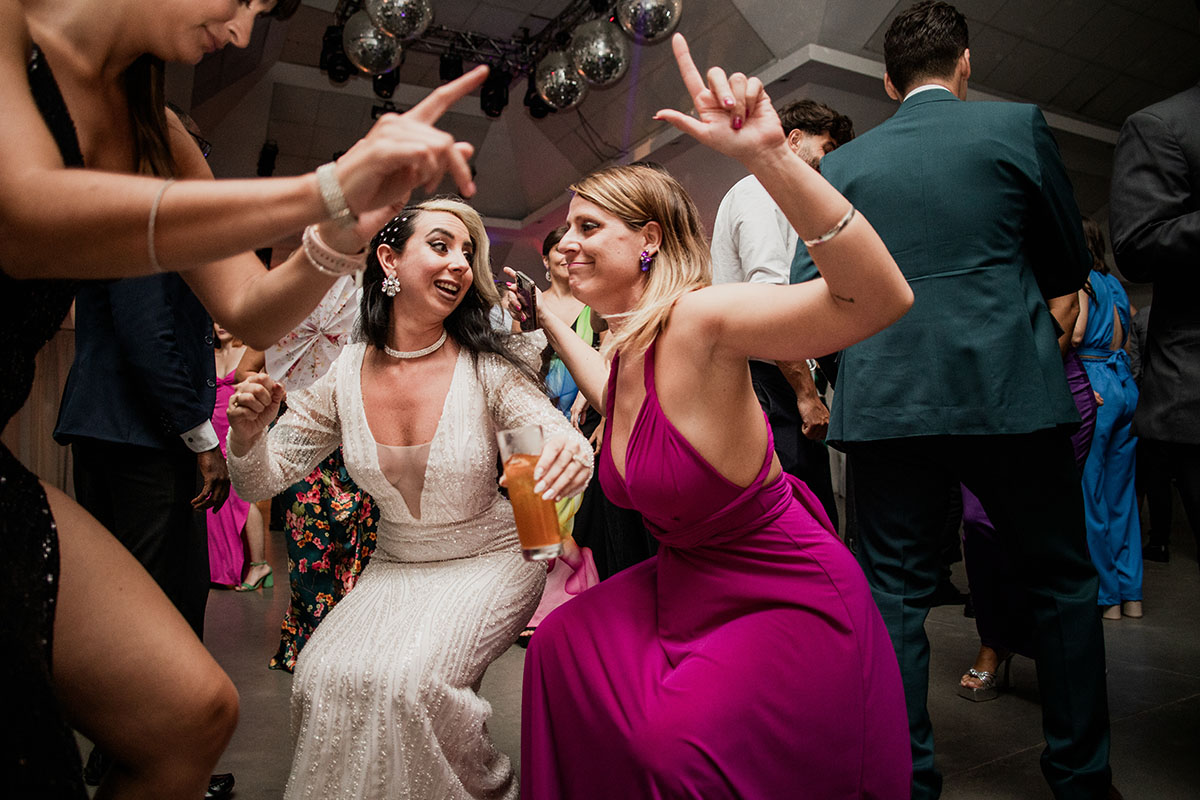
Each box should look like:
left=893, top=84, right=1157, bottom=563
left=234, top=560, right=274, bottom=592
left=957, top=651, right=1012, bottom=702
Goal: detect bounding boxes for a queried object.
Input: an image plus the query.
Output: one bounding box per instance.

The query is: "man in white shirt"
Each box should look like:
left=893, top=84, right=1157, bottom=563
left=710, top=98, right=853, bottom=529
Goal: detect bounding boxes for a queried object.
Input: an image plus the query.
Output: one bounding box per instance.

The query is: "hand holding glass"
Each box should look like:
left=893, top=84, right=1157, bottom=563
left=497, top=425, right=563, bottom=561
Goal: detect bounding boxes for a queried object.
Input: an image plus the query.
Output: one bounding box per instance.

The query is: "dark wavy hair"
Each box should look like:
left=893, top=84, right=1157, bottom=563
left=777, top=99, right=855, bottom=147
left=357, top=198, right=545, bottom=388
left=884, top=1, right=969, bottom=96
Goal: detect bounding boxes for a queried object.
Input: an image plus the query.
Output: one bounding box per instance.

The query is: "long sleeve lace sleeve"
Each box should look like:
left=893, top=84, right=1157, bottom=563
left=478, top=349, right=593, bottom=487
left=227, top=358, right=343, bottom=502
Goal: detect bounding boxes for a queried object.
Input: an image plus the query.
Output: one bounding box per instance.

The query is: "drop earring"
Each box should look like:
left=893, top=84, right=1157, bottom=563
left=381, top=273, right=401, bottom=297
left=639, top=250, right=654, bottom=272
left=545, top=270, right=552, bottom=283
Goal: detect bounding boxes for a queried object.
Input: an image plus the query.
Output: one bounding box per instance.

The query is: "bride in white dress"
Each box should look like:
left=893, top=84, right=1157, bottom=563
left=226, top=197, right=593, bottom=799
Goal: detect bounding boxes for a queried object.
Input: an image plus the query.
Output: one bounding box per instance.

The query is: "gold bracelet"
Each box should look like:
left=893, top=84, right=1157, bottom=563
left=147, top=178, right=176, bottom=271
left=802, top=205, right=856, bottom=247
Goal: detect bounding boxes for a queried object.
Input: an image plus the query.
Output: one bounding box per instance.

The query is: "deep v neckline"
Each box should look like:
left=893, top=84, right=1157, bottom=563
left=357, top=346, right=463, bottom=518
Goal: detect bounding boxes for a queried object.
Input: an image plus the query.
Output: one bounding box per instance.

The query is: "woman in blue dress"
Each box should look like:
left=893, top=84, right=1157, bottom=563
left=1073, top=217, right=1142, bottom=620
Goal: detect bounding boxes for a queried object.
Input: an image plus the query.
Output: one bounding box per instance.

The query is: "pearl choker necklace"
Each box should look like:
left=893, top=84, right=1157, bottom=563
left=383, top=330, right=448, bottom=360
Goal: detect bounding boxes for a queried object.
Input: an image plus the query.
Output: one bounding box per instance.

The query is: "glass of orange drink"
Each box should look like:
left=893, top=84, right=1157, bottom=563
left=497, top=424, right=563, bottom=561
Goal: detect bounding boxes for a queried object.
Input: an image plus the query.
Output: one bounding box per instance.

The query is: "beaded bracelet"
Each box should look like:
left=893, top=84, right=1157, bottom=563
left=302, top=224, right=367, bottom=276
left=802, top=205, right=856, bottom=248
left=316, top=162, right=357, bottom=229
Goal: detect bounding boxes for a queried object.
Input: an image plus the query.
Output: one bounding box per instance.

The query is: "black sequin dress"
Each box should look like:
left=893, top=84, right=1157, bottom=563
left=1, top=45, right=87, bottom=799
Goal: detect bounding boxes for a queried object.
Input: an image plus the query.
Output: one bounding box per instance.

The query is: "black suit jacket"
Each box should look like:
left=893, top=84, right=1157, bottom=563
left=1109, top=83, right=1200, bottom=444
left=55, top=273, right=216, bottom=451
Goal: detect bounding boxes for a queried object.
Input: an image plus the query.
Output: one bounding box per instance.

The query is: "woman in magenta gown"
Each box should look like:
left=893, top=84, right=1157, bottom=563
left=519, top=36, right=912, bottom=799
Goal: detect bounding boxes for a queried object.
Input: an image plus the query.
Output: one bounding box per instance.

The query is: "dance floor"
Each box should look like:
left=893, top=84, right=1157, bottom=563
left=81, top=493, right=1200, bottom=799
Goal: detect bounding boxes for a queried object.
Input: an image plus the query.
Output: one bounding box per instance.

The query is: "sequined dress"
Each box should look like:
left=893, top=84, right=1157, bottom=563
left=2, top=45, right=87, bottom=799
left=228, top=338, right=589, bottom=799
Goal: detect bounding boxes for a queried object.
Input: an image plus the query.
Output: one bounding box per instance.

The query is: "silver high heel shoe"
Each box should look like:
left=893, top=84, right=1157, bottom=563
left=957, top=653, right=1013, bottom=702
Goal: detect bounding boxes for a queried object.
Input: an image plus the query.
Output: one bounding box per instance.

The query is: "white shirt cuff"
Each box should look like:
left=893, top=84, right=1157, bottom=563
left=181, top=420, right=219, bottom=453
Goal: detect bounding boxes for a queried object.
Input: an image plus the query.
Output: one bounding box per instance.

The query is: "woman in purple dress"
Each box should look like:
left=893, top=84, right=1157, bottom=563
left=517, top=36, right=913, bottom=799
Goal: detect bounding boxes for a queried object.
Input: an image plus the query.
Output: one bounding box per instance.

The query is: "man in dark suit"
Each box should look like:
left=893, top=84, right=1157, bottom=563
left=791, top=3, right=1111, bottom=798
left=55, top=272, right=233, bottom=797
left=1109, top=1, right=1200, bottom=565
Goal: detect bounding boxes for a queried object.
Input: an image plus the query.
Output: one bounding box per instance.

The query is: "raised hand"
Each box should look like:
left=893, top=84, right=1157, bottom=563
left=653, top=34, right=787, bottom=167
left=334, top=66, right=488, bottom=222
left=226, top=372, right=287, bottom=456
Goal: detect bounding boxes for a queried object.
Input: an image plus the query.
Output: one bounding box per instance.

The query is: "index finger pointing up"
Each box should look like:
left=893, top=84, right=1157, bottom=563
left=671, top=34, right=707, bottom=101
left=407, top=64, right=490, bottom=124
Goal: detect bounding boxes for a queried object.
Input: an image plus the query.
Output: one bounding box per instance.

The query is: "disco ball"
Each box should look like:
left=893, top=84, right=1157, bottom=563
left=616, top=0, right=683, bottom=45
left=342, top=10, right=402, bottom=76
left=535, top=51, right=588, bottom=111
left=365, top=0, right=432, bottom=41
left=569, top=19, right=631, bottom=88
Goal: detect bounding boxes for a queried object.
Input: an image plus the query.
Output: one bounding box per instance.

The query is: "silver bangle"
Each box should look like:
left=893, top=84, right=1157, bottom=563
left=148, top=178, right=176, bottom=272
left=315, top=162, right=356, bottom=229
left=802, top=205, right=856, bottom=247
left=302, top=224, right=367, bottom=276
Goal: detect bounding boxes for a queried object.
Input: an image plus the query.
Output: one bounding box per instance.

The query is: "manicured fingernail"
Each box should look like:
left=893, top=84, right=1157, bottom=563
left=533, top=480, right=545, bottom=493
left=733, top=117, right=743, bottom=130
left=723, top=97, right=735, bottom=107
left=542, top=490, right=556, bottom=501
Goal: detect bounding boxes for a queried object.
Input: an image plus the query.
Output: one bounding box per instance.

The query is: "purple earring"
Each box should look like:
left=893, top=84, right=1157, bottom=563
left=639, top=250, right=654, bottom=272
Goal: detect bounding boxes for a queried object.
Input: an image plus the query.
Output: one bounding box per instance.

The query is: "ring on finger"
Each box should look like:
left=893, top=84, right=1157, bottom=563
left=231, top=394, right=240, bottom=409
left=571, top=451, right=591, bottom=468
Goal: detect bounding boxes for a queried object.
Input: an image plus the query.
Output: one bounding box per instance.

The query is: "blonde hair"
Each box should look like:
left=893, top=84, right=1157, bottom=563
left=417, top=196, right=499, bottom=305
left=569, top=165, right=711, bottom=357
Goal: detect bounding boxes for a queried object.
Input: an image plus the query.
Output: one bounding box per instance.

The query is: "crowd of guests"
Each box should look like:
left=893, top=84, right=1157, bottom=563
left=3, top=0, right=1198, bottom=799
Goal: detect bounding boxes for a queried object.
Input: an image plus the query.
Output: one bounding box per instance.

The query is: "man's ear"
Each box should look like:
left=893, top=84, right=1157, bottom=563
left=786, top=129, right=805, bottom=154
left=884, top=72, right=902, bottom=101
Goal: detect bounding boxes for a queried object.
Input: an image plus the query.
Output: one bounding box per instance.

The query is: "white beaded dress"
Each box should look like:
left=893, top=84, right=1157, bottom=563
left=228, top=336, right=589, bottom=800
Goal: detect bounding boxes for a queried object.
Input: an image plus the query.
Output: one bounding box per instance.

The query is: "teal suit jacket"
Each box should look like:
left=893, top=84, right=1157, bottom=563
left=791, top=88, right=1089, bottom=445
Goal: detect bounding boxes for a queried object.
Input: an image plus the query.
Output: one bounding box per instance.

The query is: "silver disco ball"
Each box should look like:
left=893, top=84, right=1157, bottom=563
left=365, top=0, right=432, bottom=41
left=343, top=10, right=402, bottom=76
left=616, top=0, right=683, bottom=45
left=569, top=19, right=631, bottom=88
left=535, top=51, right=588, bottom=111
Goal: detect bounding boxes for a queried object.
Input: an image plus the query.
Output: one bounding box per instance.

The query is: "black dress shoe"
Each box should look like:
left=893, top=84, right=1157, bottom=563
left=82, top=747, right=111, bottom=786
left=206, top=772, right=235, bottom=799
left=1143, top=543, right=1170, bottom=563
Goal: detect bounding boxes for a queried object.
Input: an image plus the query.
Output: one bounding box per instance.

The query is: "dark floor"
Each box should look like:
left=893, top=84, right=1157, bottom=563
left=88, top=494, right=1200, bottom=799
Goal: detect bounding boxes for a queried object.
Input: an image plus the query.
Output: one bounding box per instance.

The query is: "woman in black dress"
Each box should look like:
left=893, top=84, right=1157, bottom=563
left=0, top=0, right=488, bottom=795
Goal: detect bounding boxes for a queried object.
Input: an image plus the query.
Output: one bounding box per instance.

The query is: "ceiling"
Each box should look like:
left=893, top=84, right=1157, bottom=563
left=175, top=0, right=1200, bottom=275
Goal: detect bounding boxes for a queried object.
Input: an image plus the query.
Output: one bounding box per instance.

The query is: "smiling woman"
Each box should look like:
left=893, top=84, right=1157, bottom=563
left=224, top=198, right=595, bottom=799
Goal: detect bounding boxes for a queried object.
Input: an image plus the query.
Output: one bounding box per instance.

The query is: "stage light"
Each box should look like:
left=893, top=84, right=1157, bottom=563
left=524, top=80, right=552, bottom=119
left=480, top=66, right=511, bottom=118
left=321, top=25, right=352, bottom=84
left=373, top=68, right=400, bottom=98
left=439, top=51, right=464, bottom=82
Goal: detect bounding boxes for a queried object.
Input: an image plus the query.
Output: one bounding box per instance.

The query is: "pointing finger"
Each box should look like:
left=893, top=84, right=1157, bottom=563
left=408, top=65, right=489, bottom=124
left=670, top=34, right=707, bottom=101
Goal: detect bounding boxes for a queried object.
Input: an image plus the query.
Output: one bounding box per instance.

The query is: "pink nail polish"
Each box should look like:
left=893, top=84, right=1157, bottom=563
left=733, top=117, right=743, bottom=130
left=723, top=97, right=735, bottom=107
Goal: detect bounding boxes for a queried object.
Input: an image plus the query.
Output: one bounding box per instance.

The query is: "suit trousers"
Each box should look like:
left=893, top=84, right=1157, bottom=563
left=1140, top=439, right=1200, bottom=554
left=72, top=440, right=209, bottom=638
left=748, top=360, right=839, bottom=531
left=844, top=429, right=1110, bottom=800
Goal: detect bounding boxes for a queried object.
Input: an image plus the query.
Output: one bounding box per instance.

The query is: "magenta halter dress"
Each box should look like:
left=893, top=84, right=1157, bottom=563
left=521, top=342, right=910, bottom=799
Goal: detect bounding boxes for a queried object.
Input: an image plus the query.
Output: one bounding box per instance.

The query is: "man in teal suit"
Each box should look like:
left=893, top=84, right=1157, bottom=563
left=791, top=3, right=1113, bottom=798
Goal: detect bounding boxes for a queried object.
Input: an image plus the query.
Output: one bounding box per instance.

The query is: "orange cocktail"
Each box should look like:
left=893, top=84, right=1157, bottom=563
left=497, top=425, right=563, bottom=561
